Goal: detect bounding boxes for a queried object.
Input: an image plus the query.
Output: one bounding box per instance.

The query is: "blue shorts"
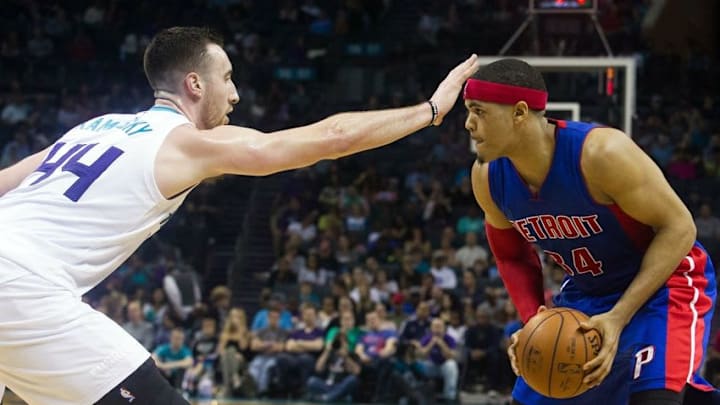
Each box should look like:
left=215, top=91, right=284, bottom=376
left=513, top=243, right=717, bottom=404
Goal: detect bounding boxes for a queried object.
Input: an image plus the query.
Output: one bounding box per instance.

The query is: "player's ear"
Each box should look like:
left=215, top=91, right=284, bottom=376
left=184, top=72, right=203, bottom=98
left=512, top=101, right=529, bottom=124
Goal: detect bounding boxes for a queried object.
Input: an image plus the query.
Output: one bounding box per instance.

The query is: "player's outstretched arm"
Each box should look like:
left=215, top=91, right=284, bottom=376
left=0, top=147, right=51, bottom=198
left=155, top=55, right=479, bottom=198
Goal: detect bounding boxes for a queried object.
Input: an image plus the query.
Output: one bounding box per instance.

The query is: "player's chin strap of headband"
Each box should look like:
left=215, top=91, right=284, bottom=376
left=463, top=78, right=548, bottom=110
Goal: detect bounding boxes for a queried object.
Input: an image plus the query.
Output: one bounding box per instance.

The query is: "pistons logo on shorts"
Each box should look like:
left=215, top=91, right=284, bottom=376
left=120, top=387, right=135, bottom=403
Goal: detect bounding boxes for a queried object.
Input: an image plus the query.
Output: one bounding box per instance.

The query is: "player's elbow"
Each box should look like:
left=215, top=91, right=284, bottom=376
left=683, top=220, right=697, bottom=250
left=325, top=118, right=354, bottom=158
left=669, top=215, right=697, bottom=254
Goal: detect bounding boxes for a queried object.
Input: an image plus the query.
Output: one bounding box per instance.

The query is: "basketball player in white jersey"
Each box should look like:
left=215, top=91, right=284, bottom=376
left=0, top=27, right=479, bottom=404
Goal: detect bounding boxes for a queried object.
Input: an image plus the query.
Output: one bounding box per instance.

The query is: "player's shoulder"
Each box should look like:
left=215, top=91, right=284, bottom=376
left=470, top=159, right=489, bottom=181
left=582, top=126, right=633, bottom=169
left=470, top=159, right=492, bottom=193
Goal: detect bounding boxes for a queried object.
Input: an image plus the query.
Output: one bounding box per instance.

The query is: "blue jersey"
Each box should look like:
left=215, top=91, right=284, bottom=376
left=491, top=120, right=719, bottom=403
left=488, top=119, right=654, bottom=296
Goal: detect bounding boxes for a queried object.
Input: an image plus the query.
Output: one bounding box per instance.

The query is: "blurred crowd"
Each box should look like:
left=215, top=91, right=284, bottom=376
left=1, top=0, right=720, bottom=403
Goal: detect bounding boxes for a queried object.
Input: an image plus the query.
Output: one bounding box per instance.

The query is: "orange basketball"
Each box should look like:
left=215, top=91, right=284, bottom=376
left=514, top=307, right=602, bottom=399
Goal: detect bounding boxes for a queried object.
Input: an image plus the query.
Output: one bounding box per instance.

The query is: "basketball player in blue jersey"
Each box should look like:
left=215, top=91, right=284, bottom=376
left=0, top=27, right=480, bottom=405
left=466, top=59, right=718, bottom=405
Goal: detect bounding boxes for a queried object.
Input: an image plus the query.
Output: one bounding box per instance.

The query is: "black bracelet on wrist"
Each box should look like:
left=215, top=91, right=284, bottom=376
left=427, top=100, right=439, bottom=126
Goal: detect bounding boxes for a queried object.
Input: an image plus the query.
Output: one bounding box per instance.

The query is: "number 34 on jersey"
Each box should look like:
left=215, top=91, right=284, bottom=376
left=31, top=142, right=124, bottom=202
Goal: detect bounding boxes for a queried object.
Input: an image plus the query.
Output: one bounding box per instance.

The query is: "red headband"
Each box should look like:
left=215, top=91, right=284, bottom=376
left=463, top=79, right=548, bottom=110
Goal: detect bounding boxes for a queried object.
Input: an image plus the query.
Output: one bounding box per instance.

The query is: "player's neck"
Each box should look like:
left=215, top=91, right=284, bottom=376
left=507, top=120, right=557, bottom=192
left=153, top=91, right=195, bottom=125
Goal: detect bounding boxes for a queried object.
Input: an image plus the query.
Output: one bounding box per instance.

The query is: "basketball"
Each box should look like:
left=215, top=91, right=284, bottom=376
left=514, top=307, right=602, bottom=399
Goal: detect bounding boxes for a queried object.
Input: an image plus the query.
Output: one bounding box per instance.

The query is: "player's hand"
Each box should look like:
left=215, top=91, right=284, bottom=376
left=508, top=305, right=547, bottom=376
left=507, top=330, right=521, bottom=376
left=579, top=311, right=624, bottom=388
left=429, top=54, right=480, bottom=126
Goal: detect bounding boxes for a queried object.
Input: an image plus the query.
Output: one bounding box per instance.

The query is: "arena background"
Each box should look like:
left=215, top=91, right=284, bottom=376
left=0, top=0, right=718, bottom=404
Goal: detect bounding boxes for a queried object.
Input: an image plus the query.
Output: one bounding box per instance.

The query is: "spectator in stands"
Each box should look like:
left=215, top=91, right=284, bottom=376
left=455, top=231, right=488, bottom=271
left=695, top=203, right=720, bottom=252
left=373, top=302, right=398, bottom=331
left=430, top=251, right=458, bottom=290
left=152, top=328, right=194, bottom=388
left=334, top=234, right=359, bottom=272
left=249, top=308, right=289, bottom=396
left=437, top=290, right=460, bottom=323
left=208, top=285, right=232, bottom=325
left=287, top=210, right=319, bottom=247
left=437, top=226, right=459, bottom=265
left=163, top=265, right=202, bottom=322
left=144, top=287, right=168, bottom=325
left=398, top=253, right=423, bottom=291
left=447, top=309, right=467, bottom=347
left=325, top=295, right=355, bottom=331
left=316, top=237, right=340, bottom=273
left=415, top=318, right=459, bottom=402
left=666, top=146, right=700, bottom=180
left=191, top=316, right=219, bottom=363
left=276, top=305, right=325, bottom=396
left=184, top=316, right=219, bottom=396
left=464, top=306, right=503, bottom=393
left=271, top=196, right=303, bottom=255
left=318, top=296, right=336, bottom=330
left=345, top=204, right=369, bottom=241
left=251, top=294, right=294, bottom=331
left=306, top=329, right=362, bottom=403
left=459, top=269, right=486, bottom=310
left=298, top=251, right=331, bottom=291
left=218, top=308, right=253, bottom=398
left=400, top=300, right=433, bottom=343
left=326, top=310, right=363, bottom=352
left=404, top=227, right=432, bottom=258
left=456, top=206, right=485, bottom=236
left=123, top=300, right=154, bottom=350
left=268, top=257, right=299, bottom=300
left=422, top=180, right=453, bottom=226
left=1, top=129, right=31, bottom=169
left=154, top=311, right=178, bottom=348
left=355, top=310, right=398, bottom=402
left=1, top=93, right=30, bottom=127
left=298, top=280, right=321, bottom=307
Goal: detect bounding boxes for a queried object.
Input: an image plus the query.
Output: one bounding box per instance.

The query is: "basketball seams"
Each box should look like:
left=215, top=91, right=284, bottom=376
left=520, top=308, right=598, bottom=399
left=565, top=309, right=589, bottom=397
left=521, top=312, right=560, bottom=383
left=546, top=315, right=564, bottom=397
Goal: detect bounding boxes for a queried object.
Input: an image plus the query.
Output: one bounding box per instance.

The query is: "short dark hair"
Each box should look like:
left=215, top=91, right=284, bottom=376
left=143, top=26, right=223, bottom=92
left=473, top=58, right=547, bottom=93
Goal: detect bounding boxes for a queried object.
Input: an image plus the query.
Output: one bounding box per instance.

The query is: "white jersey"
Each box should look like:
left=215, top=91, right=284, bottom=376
left=0, top=106, right=192, bottom=294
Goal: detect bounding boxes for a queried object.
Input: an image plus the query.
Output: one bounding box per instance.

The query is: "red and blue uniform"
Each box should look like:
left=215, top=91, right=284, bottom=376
left=488, top=119, right=716, bottom=404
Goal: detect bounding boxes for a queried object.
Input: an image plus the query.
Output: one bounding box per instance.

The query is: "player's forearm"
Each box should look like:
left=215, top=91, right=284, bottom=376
left=318, top=103, right=434, bottom=159
left=610, top=223, right=696, bottom=325
left=219, top=103, right=435, bottom=177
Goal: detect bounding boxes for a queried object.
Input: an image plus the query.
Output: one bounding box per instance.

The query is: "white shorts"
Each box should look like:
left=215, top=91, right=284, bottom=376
left=0, top=271, right=150, bottom=405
